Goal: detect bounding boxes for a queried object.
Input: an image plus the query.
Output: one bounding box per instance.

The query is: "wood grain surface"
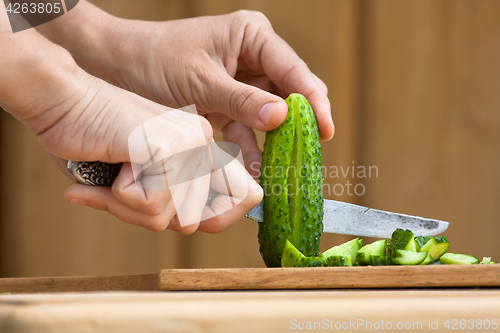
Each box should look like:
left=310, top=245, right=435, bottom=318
left=1, top=265, right=498, bottom=294
left=159, top=265, right=500, bottom=291
left=0, top=274, right=157, bottom=293
left=1, top=290, right=500, bottom=332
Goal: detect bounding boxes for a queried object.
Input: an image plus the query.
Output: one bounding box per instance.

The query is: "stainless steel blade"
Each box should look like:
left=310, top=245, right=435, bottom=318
left=245, top=199, right=449, bottom=238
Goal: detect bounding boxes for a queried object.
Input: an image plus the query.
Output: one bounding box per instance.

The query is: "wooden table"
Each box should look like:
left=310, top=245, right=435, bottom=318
left=1, top=289, right=500, bottom=332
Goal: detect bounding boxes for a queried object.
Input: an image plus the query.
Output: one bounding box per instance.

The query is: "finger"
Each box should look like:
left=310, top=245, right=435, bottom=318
left=259, top=35, right=335, bottom=140
left=110, top=163, right=173, bottom=216
left=205, top=112, right=233, bottom=133
left=234, top=71, right=277, bottom=95
left=169, top=173, right=210, bottom=229
left=165, top=214, right=200, bottom=235
left=312, top=73, right=328, bottom=96
left=198, top=63, right=288, bottom=132
left=221, top=120, right=262, bottom=181
left=64, top=183, right=177, bottom=232
left=198, top=172, right=263, bottom=234
left=234, top=70, right=290, bottom=101
left=206, top=113, right=262, bottom=179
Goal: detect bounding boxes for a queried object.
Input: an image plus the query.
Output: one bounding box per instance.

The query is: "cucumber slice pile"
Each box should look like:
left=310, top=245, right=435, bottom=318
left=281, top=228, right=495, bottom=268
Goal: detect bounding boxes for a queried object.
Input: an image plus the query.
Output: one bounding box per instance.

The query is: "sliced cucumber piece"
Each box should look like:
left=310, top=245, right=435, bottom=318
left=480, top=257, right=497, bottom=264
left=388, top=229, right=414, bottom=257
left=301, top=257, right=324, bottom=267
left=428, top=242, right=450, bottom=261
left=356, top=239, right=387, bottom=265
left=321, top=238, right=363, bottom=262
left=391, top=249, right=428, bottom=265
left=368, top=255, right=393, bottom=266
left=415, top=236, right=432, bottom=248
left=440, top=253, right=479, bottom=265
left=404, top=236, right=420, bottom=252
left=281, top=239, right=323, bottom=267
left=419, top=253, right=433, bottom=265
left=324, top=255, right=352, bottom=267
left=434, top=236, right=449, bottom=243
left=419, top=237, right=437, bottom=251
left=418, top=236, right=450, bottom=262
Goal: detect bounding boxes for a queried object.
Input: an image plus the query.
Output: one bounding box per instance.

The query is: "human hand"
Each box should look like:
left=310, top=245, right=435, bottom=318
left=0, top=7, right=262, bottom=233
left=38, top=5, right=334, bottom=179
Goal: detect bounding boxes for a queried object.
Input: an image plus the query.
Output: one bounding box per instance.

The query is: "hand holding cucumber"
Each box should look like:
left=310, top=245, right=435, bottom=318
left=0, top=3, right=265, bottom=233
left=37, top=4, right=334, bottom=180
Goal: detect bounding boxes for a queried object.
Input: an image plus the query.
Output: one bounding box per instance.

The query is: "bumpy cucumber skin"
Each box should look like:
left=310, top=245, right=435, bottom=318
left=369, top=256, right=393, bottom=266
left=324, top=255, right=352, bottom=267
left=258, top=94, right=324, bottom=267
left=282, top=240, right=323, bottom=267
left=356, top=239, right=388, bottom=265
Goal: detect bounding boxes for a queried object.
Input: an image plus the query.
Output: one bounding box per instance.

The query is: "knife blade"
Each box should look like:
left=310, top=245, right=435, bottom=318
left=245, top=199, right=448, bottom=238
left=67, top=161, right=449, bottom=238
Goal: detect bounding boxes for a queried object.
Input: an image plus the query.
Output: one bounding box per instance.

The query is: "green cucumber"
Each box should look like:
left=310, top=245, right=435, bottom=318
left=259, top=94, right=323, bottom=267
left=391, top=249, right=428, bottom=265
left=419, top=254, right=433, bottom=265
left=480, top=257, right=497, bottom=264
left=368, top=255, right=393, bottom=266
left=404, top=236, right=420, bottom=252
left=281, top=240, right=323, bottom=267
left=321, top=238, right=362, bottom=267
left=324, top=255, right=352, bottom=267
left=418, top=236, right=450, bottom=262
left=440, top=253, right=479, bottom=265
left=356, top=239, right=387, bottom=265
left=434, top=236, right=449, bottom=243
left=388, top=229, right=414, bottom=258
left=321, top=238, right=363, bottom=261
left=415, top=236, right=432, bottom=248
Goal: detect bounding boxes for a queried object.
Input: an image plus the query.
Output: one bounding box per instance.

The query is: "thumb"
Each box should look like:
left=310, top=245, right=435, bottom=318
left=203, top=68, right=288, bottom=131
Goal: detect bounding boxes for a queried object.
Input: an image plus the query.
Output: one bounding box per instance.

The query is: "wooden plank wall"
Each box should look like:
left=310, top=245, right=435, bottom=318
left=0, top=0, right=498, bottom=277
left=359, top=0, right=500, bottom=258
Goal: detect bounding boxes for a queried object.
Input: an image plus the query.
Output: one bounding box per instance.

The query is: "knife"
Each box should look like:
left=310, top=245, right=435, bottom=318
left=245, top=200, right=448, bottom=238
left=67, top=161, right=449, bottom=238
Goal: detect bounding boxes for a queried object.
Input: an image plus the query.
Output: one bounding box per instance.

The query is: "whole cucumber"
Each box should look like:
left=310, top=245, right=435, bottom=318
left=258, top=94, right=324, bottom=267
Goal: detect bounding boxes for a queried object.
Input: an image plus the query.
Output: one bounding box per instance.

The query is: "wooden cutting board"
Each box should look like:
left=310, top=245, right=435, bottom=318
left=158, top=265, right=500, bottom=290
left=1, top=265, right=499, bottom=293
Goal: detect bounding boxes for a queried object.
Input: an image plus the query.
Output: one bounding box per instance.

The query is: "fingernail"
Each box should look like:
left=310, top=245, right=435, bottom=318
left=69, top=198, right=88, bottom=206
left=258, top=102, right=278, bottom=126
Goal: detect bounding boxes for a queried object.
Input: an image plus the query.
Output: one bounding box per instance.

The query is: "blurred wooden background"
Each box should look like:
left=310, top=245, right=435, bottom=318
left=1, top=0, right=499, bottom=277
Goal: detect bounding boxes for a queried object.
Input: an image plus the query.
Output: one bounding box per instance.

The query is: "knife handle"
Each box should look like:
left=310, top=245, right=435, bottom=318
left=67, top=161, right=219, bottom=205
left=67, top=161, right=122, bottom=187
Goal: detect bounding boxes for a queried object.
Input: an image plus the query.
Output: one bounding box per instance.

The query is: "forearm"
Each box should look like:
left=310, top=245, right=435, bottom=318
left=0, top=1, right=84, bottom=135
left=35, top=1, right=139, bottom=86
